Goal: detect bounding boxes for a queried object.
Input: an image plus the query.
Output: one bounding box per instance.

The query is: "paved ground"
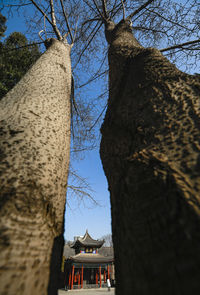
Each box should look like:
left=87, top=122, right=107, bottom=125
left=58, top=288, right=115, bottom=295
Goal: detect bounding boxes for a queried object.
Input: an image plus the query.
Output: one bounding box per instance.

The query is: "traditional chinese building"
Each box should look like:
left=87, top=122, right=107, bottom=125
left=64, top=230, right=114, bottom=289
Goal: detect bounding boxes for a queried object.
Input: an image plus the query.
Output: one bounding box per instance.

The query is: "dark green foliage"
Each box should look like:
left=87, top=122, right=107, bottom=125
left=0, top=13, right=6, bottom=39
left=0, top=25, right=41, bottom=99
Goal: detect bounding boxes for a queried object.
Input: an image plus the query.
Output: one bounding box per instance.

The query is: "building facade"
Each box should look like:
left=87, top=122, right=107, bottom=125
left=64, top=230, right=114, bottom=289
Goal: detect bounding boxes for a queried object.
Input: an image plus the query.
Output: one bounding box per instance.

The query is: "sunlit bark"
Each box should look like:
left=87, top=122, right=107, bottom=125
left=0, top=39, right=71, bottom=295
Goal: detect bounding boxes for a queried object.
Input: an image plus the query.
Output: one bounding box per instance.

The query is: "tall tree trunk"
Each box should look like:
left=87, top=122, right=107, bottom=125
left=100, top=20, right=200, bottom=295
left=0, top=39, right=71, bottom=295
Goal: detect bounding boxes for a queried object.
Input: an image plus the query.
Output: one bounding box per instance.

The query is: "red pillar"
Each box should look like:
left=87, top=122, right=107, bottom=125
left=68, top=273, right=71, bottom=289
left=71, top=265, right=75, bottom=290
left=78, top=270, right=80, bottom=288
left=99, top=266, right=102, bottom=288
left=104, top=269, right=106, bottom=283
left=81, top=265, right=84, bottom=288
left=96, top=271, right=98, bottom=285
left=107, top=265, right=110, bottom=281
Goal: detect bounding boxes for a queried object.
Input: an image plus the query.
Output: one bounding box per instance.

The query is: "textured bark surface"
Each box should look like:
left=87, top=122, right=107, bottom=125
left=0, top=39, right=71, bottom=295
left=100, top=20, right=200, bottom=295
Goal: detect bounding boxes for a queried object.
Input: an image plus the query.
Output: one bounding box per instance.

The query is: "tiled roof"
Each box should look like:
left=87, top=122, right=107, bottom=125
left=69, top=253, right=114, bottom=263
left=63, top=244, right=114, bottom=259
left=70, top=230, right=104, bottom=248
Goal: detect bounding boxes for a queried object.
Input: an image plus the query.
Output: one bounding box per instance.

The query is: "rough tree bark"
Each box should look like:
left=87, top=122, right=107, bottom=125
left=0, top=39, right=72, bottom=295
left=100, top=20, right=200, bottom=295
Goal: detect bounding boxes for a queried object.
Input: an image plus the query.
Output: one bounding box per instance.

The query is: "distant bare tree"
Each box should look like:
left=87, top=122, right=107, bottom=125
left=101, top=233, right=113, bottom=247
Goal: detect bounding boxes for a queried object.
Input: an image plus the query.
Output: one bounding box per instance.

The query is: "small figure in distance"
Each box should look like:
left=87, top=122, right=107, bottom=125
left=107, top=278, right=111, bottom=291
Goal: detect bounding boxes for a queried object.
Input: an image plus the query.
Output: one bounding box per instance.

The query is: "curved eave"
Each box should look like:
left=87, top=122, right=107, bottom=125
left=71, top=240, right=104, bottom=249
left=70, top=231, right=104, bottom=249
left=68, top=253, right=114, bottom=264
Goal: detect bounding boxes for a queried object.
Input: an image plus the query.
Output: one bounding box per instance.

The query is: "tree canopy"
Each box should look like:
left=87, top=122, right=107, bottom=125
left=0, top=14, right=41, bottom=99
left=3, top=0, right=199, bottom=104
left=2, top=0, right=199, bottom=139
left=0, top=13, right=6, bottom=39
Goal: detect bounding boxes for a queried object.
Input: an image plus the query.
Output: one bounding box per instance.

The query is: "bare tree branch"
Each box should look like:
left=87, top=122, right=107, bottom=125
left=38, top=29, right=44, bottom=41
left=30, top=1, right=63, bottom=41
left=2, top=3, right=31, bottom=7
left=102, top=0, right=109, bottom=20
left=109, top=0, right=123, bottom=18
left=88, top=103, right=107, bottom=132
left=121, top=0, right=126, bottom=20
left=60, top=0, right=74, bottom=43
left=30, top=0, right=54, bottom=27
left=92, top=0, right=106, bottom=22
left=67, top=167, right=99, bottom=207
left=44, top=16, right=47, bottom=39
left=109, top=0, right=119, bottom=17
left=82, top=17, right=102, bottom=27
left=50, top=0, right=62, bottom=40
left=78, top=53, right=108, bottom=88
left=67, top=184, right=98, bottom=205
left=146, top=8, right=192, bottom=31
left=79, top=70, right=108, bottom=89
left=72, top=16, right=79, bottom=43
left=160, top=39, right=200, bottom=52
left=73, top=21, right=103, bottom=70
left=83, top=0, right=98, bottom=15
left=126, top=0, right=154, bottom=20
left=0, top=41, right=44, bottom=52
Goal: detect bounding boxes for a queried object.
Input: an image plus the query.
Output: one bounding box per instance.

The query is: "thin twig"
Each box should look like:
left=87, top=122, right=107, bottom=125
left=88, top=103, right=107, bottom=132
left=2, top=3, right=31, bottom=7
left=127, top=0, right=154, bottom=20
left=71, top=75, right=83, bottom=121
left=73, top=22, right=103, bottom=70
left=30, top=0, right=53, bottom=27
left=160, top=39, right=200, bottom=52
left=78, top=53, right=108, bottom=88
left=1, top=42, right=44, bottom=52
left=44, top=16, right=47, bottom=39
left=92, top=0, right=106, bottom=21
left=72, top=16, right=79, bottom=43
left=82, top=17, right=102, bottom=27
left=110, top=1, right=126, bottom=19
left=78, top=70, right=108, bottom=89
left=67, top=185, right=98, bottom=205
left=60, top=0, right=74, bottom=43
left=38, top=30, right=44, bottom=41
left=50, top=0, right=62, bottom=40
left=146, top=8, right=192, bottom=31
left=83, top=0, right=98, bottom=15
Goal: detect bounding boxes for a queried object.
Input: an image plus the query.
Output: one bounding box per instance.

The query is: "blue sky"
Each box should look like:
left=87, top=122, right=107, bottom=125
left=3, top=7, right=112, bottom=242
left=65, top=149, right=112, bottom=241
